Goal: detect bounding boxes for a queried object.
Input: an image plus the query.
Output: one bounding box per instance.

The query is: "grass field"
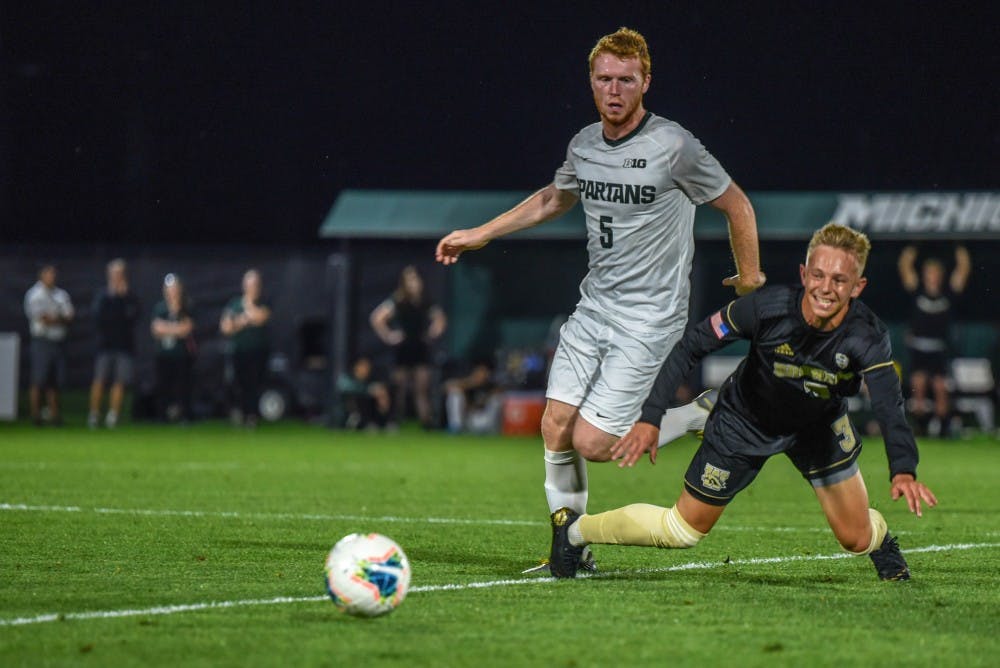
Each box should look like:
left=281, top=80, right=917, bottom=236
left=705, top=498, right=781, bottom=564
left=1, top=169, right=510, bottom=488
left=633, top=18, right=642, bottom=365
left=1, top=420, right=999, bottom=667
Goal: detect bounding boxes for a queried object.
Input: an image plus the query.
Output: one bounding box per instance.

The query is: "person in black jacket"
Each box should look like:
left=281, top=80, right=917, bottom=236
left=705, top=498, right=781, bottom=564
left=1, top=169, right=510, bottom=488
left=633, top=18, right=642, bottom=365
left=897, top=244, right=971, bottom=436
left=548, top=223, right=937, bottom=582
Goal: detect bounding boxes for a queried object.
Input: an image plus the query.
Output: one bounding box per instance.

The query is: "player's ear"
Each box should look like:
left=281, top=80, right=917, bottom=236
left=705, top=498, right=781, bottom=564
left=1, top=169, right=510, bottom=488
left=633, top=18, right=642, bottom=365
left=799, top=263, right=807, bottom=284
left=642, top=73, right=651, bottom=93
left=851, top=276, right=868, bottom=298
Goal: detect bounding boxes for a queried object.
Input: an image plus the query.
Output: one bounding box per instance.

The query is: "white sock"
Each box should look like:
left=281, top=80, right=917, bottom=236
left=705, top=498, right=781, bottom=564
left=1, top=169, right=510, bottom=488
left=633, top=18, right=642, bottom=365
left=445, top=390, right=465, bottom=432
left=543, top=448, right=588, bottom=514
left=657, top=401, right=710, bottom=447
left=568, top=519, right=586, bottom=547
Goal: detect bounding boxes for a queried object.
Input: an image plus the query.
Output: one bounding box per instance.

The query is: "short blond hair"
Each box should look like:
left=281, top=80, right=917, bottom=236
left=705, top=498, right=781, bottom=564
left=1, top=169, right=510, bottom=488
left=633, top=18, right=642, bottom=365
left=806, top=223, right=872, bottom=274
left=589, top=27, right=651, bottom=77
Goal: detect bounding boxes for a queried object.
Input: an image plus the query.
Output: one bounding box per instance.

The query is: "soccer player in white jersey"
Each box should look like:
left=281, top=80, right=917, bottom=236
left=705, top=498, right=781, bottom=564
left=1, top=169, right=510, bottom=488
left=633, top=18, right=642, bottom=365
left=435, top=27, right=765, bottom=572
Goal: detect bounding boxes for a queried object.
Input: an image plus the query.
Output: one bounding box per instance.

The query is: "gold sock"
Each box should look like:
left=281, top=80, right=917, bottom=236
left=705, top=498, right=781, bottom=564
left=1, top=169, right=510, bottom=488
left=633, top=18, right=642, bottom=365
left=577, top=503, right=705, bottom=548
left=847, top=508, right=888, bottom=556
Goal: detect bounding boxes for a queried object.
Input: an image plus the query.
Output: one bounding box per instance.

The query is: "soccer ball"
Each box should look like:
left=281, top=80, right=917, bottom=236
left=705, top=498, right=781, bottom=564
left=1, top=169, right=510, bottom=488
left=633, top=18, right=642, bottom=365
left=324, top=533, right=411, bottom=617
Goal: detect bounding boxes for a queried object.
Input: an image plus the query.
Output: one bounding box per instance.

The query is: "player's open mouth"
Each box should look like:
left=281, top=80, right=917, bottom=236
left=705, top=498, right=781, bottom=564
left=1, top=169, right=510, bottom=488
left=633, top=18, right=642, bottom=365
left=813, top=295, right=835, bottom=309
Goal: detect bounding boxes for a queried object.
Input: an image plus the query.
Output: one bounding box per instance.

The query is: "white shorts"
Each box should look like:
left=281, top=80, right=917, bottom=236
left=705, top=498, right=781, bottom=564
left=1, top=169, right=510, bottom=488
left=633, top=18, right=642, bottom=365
left=546, top=309, right=683, bottom=436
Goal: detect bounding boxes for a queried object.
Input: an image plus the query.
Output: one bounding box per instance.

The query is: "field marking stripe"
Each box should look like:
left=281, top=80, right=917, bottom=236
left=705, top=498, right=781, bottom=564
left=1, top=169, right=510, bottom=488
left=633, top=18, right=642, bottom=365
left=1, top=542, right=997, bottom=628
left=0, top=503, right=541, bottom=527
left=0, top=502, right=838, bottom=533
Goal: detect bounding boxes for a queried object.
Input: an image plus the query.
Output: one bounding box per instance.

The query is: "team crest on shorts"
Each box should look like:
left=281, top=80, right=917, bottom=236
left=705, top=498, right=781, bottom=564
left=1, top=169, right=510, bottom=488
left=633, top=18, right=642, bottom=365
left=701, top=463, right=731, bottom=492
left=835, top=352, right=849, bottom=369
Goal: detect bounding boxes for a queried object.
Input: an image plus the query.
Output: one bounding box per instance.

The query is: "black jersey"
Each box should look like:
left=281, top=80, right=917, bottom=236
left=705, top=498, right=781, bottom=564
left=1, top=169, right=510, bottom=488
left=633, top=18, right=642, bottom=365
left=907, top=286, right=955, bottom=352
left=640, top=285, right=919, bottom=479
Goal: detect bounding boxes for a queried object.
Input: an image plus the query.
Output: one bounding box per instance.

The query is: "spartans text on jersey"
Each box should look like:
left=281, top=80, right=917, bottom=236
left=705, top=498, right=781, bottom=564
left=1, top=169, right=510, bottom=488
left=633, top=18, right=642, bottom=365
left=577, top=179, right=656, bottom=204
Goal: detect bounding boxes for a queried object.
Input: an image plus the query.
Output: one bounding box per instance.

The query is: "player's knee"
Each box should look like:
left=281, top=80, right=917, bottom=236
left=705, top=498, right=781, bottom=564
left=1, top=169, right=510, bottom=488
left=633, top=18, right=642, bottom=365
left=574, top=436, right=612, bottom=462
left=540, top=410, right=573, bottom=450
left=842, top=508, right=888, bottom=556
left=839, top=534, right=871, bottom=555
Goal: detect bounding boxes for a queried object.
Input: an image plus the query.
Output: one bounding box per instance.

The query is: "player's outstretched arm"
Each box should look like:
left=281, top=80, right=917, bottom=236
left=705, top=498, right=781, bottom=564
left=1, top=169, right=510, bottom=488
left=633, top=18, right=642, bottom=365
left=951, top=245, right=971, bottom=293
left=890, top=473, right=938, bottom=517
left=610, top=422, right=661, bottom=467
left=435, top=185, right=577, bottom=265
left=710, top=181, right=765, bottom=296
left=897, top=245, right=919, bottom=292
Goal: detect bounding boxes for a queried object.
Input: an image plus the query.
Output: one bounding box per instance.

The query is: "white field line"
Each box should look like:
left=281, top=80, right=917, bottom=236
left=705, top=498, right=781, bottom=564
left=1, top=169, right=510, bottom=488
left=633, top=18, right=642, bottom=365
left=0, top=502, right=841, bottom=533
left=0, top=502, right=540, bottom=528
left=1, top=542, right=997, bottom=628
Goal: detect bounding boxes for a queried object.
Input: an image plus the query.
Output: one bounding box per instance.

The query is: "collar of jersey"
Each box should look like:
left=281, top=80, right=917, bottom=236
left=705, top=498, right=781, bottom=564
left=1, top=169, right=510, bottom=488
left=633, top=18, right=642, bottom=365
left=602, top=111, right=652, bottom=147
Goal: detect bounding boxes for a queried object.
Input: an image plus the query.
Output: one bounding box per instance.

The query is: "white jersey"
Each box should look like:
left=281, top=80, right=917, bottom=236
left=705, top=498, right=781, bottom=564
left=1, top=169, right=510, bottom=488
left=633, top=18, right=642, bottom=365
left=24, top=281, right=74, bottom=341
left=553, top=112, right=731, bottom=334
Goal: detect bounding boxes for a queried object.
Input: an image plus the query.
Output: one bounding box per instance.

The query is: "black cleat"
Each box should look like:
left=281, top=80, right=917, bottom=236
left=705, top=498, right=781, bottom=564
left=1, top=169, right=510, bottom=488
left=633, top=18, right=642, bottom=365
left=869, top=534, right=911, bottom=581
left=549, top=507, right=584, bottom=579
left=521, top=548, right=597, bottom=575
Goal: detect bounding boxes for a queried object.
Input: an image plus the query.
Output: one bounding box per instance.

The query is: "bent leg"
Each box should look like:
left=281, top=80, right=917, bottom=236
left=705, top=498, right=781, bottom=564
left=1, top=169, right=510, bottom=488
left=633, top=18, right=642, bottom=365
left=573, top=490, right=723, bottom=548
left=657, top=389, right=718, bottom=446
left=541, top=399, right=588, bottom=514
left=571, top=415, right=620, bottom=462
left=814, top=471, right=886, bottom=554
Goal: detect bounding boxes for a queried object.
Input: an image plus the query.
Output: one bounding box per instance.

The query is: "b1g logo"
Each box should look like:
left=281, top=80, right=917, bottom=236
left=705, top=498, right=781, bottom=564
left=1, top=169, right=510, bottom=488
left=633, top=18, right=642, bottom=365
left=622, top=158, right=647, bottom=168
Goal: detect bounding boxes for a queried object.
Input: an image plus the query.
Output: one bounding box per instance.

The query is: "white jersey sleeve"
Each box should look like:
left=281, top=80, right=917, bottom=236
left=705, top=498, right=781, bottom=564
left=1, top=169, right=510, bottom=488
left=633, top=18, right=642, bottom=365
left=670, top=127, right=732, bottom=205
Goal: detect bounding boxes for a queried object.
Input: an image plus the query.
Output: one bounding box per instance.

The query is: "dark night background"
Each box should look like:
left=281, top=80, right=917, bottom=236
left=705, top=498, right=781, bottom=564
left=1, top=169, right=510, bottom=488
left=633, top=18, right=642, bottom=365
left=1, top=2, right=997, bottom=244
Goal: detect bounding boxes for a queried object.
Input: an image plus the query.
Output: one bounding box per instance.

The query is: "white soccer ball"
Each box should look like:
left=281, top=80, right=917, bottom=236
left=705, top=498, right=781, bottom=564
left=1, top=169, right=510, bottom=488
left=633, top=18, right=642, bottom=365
left=324, top=533, right=411, bottom=617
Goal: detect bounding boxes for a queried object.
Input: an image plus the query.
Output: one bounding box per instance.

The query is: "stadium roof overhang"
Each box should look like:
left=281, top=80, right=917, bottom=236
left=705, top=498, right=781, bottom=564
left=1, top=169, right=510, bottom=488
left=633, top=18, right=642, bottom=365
left=319, top=190, right=1000, bottom=241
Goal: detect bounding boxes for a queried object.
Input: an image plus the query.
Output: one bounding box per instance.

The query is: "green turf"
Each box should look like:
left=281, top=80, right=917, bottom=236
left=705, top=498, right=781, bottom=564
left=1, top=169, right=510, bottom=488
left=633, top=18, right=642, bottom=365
left=1, top=421, right=998, bottom=667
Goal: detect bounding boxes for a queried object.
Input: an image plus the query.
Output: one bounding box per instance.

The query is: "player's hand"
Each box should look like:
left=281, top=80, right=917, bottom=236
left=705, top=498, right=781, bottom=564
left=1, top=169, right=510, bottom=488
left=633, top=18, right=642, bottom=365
left=890, top=473, right=938, bottom=517
left=722, top=272, right=766, bottom=296
left=435, top=229, right=489, bottom=265
left=610, top=422, right=660, bottom=468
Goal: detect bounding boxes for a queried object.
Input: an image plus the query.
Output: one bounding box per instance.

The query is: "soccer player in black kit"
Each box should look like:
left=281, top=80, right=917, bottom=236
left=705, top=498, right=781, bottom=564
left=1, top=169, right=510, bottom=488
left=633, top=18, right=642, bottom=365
left=548, top=223, right=938, bottom=581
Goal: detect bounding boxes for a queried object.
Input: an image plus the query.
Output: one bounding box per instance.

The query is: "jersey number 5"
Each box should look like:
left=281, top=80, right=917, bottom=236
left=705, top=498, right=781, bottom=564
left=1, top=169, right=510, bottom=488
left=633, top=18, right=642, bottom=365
left=599, top=216, right=613, bottom=249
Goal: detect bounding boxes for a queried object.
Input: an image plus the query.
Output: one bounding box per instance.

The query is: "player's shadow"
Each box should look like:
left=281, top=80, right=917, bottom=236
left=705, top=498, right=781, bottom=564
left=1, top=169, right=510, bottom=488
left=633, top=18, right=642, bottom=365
left=598, top=569, right=852, bottom=587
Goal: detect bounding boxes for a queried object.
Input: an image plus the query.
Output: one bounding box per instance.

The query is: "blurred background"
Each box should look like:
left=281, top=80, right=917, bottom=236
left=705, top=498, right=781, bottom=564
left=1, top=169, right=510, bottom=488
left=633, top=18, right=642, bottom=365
left=1, top=2, right=997, bottom=433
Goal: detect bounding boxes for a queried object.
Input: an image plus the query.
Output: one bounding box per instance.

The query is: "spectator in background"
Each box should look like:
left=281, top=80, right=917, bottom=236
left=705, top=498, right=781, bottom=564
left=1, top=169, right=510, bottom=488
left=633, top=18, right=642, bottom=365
left=151, top=273, right=195, bottom=423
left=338, top=356, right=392, bottom=431
left=23, top=264, right=74, bottom=426
left=370, top=265, right=447, bottom=428
left=89, top=258, right=141, bottom=429
left=444, top=359, right=503, bottom=434
left=220, top=269, right=271, bottom=427
left=898, top=244, right=971, bottom=437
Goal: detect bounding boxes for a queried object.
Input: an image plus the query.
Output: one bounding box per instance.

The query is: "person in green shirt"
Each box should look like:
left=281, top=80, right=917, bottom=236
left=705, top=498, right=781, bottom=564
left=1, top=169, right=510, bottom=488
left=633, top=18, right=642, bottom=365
left=150, top=273, right=194, bottom=422
left=220, top=269, right=271, bottom=427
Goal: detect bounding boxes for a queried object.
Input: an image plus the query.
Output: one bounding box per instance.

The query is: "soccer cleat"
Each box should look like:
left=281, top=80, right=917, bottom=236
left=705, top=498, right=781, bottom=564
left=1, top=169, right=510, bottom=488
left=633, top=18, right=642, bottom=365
left=695, top=387, right=718, bottom=413
left=869, top=534, right=911, bottom=581
left=549, top=507, right=584, bottom=578
left=521, top=547, right=597, bottom=575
